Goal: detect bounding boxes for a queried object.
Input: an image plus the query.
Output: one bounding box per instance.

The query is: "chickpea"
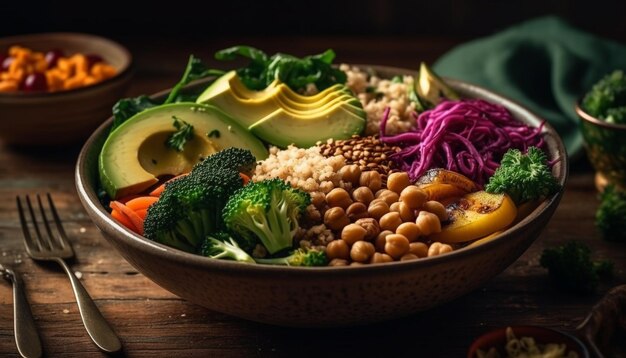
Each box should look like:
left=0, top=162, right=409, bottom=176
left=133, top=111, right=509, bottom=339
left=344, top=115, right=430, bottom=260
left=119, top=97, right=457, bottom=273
left=375, top=230, right=393, bottom=252
left=326, top=240, right=350, bottom=260
left=379, top=211, right=403, bottom=232
left=350, top=241, right=376, bottom=262
left=397, top=202, right=415, bottom=222
left=328, top=258, right=349, bottom=266
left=396, top=222, right=421, bottom=242
left=389, top=201, right=401, bottom=213
left=384, top=234, right=410, bottom=259
left=368, top=199, right=389, bottom=220
left=354, top=218, right=380, bottom=241
left=427, top=242, right=453, bottom=257
left=359, top=171, right=382, bottom=192
left=400, top=185, right=428, bottom=210
left=375, top=189, right=400, bottom=206
left=387, top=172, right=410, bottom=194
left=352, top=186, right=374, bottom=205
left=339, top=164, right=361, bottom=186
left=409, top=242, right=429, bottom=258
left=400, top=253, right=419, bottom=261
left=326, top=188, right=352, bottom=209
left=370, top=252, right=394, bottom=264
left=350, top=261, right=366, bottom=266
left=346, top=202, right=368, bottom=221
left=341, top=223, right=367, bottom=245
left=324, top=207, right=350, bottom=231
left=415, top=211, right=442, bottom=236
left=423, top=200, right=448, bottom=221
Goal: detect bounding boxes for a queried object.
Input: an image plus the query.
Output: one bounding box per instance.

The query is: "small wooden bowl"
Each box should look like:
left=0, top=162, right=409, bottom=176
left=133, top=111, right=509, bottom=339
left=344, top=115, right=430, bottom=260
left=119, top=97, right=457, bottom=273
left=0, top=33, right=133, bottom=146
left=467, top=326, right=589, bottom=358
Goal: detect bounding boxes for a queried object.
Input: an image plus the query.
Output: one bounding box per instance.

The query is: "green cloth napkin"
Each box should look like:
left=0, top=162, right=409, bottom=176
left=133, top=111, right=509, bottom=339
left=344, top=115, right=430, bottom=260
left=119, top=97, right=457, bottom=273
left=433, top=16, right=626, bottom=158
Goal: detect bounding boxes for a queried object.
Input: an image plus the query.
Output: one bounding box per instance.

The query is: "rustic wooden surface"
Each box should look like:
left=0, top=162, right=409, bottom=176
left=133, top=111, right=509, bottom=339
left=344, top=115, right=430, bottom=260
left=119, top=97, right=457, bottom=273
left=1, top=37, right=624, bottom=357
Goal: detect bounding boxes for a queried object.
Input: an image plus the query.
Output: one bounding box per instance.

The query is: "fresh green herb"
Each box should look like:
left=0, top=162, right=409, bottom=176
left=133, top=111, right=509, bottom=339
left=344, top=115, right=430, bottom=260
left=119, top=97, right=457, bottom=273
left=540, top=241, right=613, bottom=294
left=596, top=185, right=626, bottom=242
left=164, top=55, right=225, bottom=104
left=166, top=116, right=194, bottom=152
left=255, top=248, right=327, bottom=267
left=207, top=129, right=221, bottom=138
left=214, top=45, right=346, bottom=93
left=485, top=147, right=560, bottom=205
left=391, top=75, right=403, bottom=84
left=582, top=70, right=626, bottom=124
left=111, top=95, right=158, bottom=133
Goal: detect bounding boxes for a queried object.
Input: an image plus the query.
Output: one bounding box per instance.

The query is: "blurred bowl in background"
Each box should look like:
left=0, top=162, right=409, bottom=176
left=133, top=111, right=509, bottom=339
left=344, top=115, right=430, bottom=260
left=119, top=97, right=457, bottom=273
left=0, top=32, right=133, bottom=146
left=575, top=101, right=626, bottom=191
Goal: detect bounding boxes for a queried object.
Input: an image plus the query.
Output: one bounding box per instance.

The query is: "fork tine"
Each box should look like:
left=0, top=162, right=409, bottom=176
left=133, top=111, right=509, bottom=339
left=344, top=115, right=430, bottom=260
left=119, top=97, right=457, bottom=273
left=16, top=196, right=41, bottom=253
left=37, top=194, right=62, bottom=250
left=47, top=193, right=69, bottom=249
left=25, top=195, right=48, bottom=251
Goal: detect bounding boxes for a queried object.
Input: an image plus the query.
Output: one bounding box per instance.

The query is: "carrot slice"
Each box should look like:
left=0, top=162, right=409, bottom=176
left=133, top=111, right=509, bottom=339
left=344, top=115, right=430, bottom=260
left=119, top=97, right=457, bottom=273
left=149, top=173, right=189, bottom=197
left=110, top=208, right=137, bottom=232
left=110, top=200, right=145, bottom=235
left=135, top=208, right=149, bottom=221
left=239, top=173, right=250, bottom=186
left=125, top=196, right=158, bottom=211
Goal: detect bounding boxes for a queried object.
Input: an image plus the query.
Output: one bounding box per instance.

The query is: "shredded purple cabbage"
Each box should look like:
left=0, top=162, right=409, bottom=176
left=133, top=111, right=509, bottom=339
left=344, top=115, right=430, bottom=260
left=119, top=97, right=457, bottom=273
left=379, top=99, right=545, bottom=186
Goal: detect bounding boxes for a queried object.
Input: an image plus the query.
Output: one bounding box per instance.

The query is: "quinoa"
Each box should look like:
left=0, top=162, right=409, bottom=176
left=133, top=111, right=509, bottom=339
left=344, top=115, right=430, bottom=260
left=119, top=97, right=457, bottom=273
left=339, top=64, right=417, bottom=136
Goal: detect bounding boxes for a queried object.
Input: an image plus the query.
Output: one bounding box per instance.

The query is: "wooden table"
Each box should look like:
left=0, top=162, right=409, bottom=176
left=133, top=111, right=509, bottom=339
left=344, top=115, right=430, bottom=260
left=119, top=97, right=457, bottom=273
left=1, top=37, right=624, bottom=357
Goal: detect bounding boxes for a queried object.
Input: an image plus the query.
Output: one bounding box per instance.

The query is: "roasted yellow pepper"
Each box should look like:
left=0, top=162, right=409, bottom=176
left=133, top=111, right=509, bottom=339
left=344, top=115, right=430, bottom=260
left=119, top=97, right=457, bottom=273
left=431, top=191, right=517, bottom=243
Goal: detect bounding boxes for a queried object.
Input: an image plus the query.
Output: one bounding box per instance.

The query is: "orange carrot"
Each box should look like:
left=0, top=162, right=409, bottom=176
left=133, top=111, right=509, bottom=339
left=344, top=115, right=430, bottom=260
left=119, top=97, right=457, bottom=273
left=135, top=208, right=149, bottom=221
left=110, top=208, right=136, bottom=232
left=110, top=200, right=145, bottom=235
left=125, top=196, right=158, bottom=211
left=239, top=173, right=250, bottom=186
left=149, top=173, right=189, bottom=197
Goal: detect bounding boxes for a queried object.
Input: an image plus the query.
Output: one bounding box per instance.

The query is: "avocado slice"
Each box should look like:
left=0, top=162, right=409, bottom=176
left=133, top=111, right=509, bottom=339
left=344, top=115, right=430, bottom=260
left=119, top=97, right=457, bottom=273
left=249, top=105, right=366, bottom=148
left=99, top=103, right=268, bottom=199
left=416, top=62, right=459, bottom=107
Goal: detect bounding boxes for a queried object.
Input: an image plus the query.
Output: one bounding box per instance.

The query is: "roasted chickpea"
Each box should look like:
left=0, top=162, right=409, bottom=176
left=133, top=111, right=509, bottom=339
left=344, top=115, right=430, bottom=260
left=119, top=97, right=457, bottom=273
left=396, top=222, right=421, bottom=242
left=326, top=188, right=352, bottom=209
left=375, top=230, right=393, bottom=252
left=379, top=211, right=402, bottom=232
left=326, top=240, right=350, bottom=260
left=352, top=186, right=374, bottom=205
left=384, top=234, right=410, bottom=259
left=427, top=242, right=453, bottom=257
left=400, top=185, right=428, bottom=210
left=400, top=253, right=419, bottom=261
left=409, top=242, right=429, bottom=257
left=370, top=252, right=394, bottom=264
left=397, top=202, right=415, bottom=222
left=389, top=201, right=401, bottom=213
left=368, top=199, right=389, bottom=220
left=324, top=207, right=350, bottom=231
left=415, top=211, right=442, bottom=236
left=339, top=164, right=361, bottom=186
left=359, top=171, right=382, bottom=192
left=346, top=202, right=368, bottom=221
left=341, top=223, right=367, bottom=246
left=375, top=189, right=400, bottom=206
left=354, top=218, right=380, bottom=241
left=423, top=200, right=448, bottom=221
left=329, top=258, right=349, bottom=266
left=387, top=172, right=410, bottom=194
left=350, top=241, right=376, bottom=262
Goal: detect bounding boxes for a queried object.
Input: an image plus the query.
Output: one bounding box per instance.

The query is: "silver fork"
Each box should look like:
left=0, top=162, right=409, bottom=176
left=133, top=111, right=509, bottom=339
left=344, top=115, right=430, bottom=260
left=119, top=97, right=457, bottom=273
left=17, top=194, right=122, bottom=353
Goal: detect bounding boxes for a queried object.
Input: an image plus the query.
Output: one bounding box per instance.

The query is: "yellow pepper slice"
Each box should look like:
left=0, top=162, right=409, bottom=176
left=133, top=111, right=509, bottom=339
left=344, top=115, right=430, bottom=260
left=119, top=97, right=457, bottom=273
left=431, top=191, right=517, bottom=244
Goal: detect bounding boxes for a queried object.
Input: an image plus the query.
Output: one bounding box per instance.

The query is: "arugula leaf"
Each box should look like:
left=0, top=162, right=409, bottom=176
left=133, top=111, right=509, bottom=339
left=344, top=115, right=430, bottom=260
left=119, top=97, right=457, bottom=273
left=166, top=116, right=194, bottom=152
left=164, top=55, right=225, bottom=104
left=111, top=95, right=158, bottom=133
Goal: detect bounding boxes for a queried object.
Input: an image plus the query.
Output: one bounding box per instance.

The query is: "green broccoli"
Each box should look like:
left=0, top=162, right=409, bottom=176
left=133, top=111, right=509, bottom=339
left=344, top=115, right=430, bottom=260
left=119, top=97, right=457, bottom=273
left=485, top=146, right=560, bottom=205
left=540, top=241, right=613, bottom=294
left=582, top=70, right=626, bottom=124
left=199, top=232, right=255, bottom=263
left=143, top=148, right=256, bottom=252
left=222, top=179, right=310, bottom=255
left=255, top=248, right=328, bottom=267
left=596, top=185, right=626, bottom=242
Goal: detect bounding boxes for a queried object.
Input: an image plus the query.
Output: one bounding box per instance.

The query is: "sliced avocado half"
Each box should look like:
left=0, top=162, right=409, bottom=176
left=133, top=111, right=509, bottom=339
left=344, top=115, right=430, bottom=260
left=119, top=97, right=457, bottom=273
left=99, top=103, right=268, bottom=199
left=416, top=62, right=459, bottom=107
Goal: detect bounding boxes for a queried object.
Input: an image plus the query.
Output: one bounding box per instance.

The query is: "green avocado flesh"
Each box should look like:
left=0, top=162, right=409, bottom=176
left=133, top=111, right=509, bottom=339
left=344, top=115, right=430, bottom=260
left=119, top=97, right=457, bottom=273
left=99, top=103, right=268, bottom=199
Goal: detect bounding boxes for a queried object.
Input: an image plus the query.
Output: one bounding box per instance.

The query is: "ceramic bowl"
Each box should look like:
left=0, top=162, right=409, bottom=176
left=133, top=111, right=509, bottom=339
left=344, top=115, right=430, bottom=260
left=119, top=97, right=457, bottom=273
left=75, top=66, right=568, bottom=327
left=467, top=326, right=589, bottom=358
left=575, top=101, right=626, bottom=191
left=0, top=33, right=133, bottom=146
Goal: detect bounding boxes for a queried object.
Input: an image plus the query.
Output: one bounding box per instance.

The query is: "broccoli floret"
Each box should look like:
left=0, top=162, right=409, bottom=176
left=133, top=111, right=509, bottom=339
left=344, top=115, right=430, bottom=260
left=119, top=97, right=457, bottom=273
left=143, top=148, right=256, bottom=252
left=200, top=232, right=255, bottom=263
left=596, top=185, right=626, bottom=242
left=540, top=241, right=613, bottom=294
left=222, top=179, right=310, bottom=255
left=485, top=147, right=560, bottom=205
left=255, top=248, right=328, bottom=267
left=582, top=70, right=626, bottom=124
